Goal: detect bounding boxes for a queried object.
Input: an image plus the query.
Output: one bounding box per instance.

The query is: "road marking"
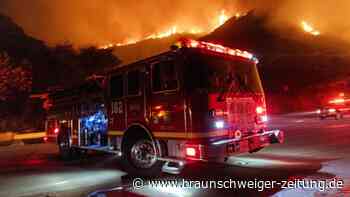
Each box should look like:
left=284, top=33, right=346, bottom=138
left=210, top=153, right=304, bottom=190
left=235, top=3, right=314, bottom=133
left=54, top=180, right=68, bottom=185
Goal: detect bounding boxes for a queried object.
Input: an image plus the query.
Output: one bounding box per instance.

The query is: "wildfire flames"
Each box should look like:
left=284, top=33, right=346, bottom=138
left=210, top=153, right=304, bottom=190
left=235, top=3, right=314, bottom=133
left=301, top=21, right=320, bottom=36
left=99, top=9, right=237, bottom=49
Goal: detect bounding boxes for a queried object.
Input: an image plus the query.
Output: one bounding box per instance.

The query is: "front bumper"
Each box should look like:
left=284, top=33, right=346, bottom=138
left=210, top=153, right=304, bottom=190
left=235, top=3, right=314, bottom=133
left=160, top=129, right=284, bottom=164
left=204, top=129, right=284, bottom=161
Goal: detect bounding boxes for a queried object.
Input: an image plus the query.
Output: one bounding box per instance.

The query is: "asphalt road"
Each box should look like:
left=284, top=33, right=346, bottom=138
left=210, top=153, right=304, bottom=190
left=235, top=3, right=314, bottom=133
left=0, top=112, right=350, bottom=197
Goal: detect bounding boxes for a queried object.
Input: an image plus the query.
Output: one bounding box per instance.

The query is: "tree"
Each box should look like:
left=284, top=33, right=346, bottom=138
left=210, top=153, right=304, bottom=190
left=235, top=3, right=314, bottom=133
left=0, top=52, right=32, bottom=101
left=78, top=46, right=121, bottom=76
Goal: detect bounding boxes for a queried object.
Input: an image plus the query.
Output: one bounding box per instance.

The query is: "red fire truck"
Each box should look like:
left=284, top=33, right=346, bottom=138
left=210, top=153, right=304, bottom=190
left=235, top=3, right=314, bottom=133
left=45, top=39, right=284, bottom=175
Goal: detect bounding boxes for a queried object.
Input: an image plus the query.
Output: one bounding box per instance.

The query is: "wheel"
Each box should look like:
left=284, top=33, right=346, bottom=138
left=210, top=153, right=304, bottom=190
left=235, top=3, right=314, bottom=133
left=58, top=133, right=73, bottom=160
left=122, top=137, right=164, bottom=177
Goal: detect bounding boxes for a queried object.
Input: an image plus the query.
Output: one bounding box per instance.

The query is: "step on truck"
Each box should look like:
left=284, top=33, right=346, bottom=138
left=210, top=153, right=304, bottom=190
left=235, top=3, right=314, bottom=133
left=44, top=39, right=284, bottom=175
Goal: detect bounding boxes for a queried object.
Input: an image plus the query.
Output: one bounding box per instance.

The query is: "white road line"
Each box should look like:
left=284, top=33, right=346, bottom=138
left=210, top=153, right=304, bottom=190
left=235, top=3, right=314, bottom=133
left=54, top=180, right=68, bottom=185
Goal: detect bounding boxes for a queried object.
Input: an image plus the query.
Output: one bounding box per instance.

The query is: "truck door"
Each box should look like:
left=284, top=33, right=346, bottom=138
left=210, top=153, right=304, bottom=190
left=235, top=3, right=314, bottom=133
left=109, top=74, right=126, bottom=132
left=149, top=59, right=186, bottom=137
left=125, top=68, right=146, bottom=125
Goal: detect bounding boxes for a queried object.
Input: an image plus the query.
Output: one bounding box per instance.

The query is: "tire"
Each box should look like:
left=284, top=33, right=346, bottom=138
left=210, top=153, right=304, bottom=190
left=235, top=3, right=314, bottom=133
left=121, top=137, right=164, bottom=177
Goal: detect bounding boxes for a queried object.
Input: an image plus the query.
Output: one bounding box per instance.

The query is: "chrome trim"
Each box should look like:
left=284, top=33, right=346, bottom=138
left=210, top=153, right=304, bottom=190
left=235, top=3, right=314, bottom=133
left=211, top=129, right=282, bottom=146
left=157, top=157, right=186, bottom=163
left=72, top=145, right=122, bottom=156
left=78, top=118, right=81, bottom=146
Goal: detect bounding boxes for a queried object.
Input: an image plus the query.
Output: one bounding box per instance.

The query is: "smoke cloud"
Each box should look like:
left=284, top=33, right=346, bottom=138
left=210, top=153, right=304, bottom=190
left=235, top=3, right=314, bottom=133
left=1, top=0, right=350, bottom=46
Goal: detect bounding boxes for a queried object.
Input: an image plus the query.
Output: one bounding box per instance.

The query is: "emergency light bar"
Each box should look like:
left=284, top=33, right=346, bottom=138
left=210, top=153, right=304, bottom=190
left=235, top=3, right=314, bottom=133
left=177, top=39, right=259, bottom=64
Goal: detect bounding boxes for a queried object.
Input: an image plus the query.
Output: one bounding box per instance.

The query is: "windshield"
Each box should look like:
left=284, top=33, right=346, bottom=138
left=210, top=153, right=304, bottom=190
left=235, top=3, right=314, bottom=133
left=185, top=51, right=264, bottom=94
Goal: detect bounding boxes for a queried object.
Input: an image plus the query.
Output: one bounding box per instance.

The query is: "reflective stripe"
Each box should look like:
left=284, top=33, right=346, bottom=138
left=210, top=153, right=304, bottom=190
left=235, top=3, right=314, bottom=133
left=108, top=130, right=124, bottom=136
left=107, top=130, right=229, bottom=139
left=14, top=132, right=46, bottom=140
left=153, top=131, right=229, bottom=139
left=0, top=132, right=14, bottom=142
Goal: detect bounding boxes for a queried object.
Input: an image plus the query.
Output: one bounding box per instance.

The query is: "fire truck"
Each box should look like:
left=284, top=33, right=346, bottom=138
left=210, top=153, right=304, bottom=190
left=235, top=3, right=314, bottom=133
left=45, top=39, right=284, bottom=175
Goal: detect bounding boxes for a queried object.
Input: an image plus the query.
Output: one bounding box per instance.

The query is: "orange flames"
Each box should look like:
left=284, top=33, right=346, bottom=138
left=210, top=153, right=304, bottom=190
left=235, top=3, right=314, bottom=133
left=217, top=10, right=229, bottom=28
left=98, top=9, right=236, bottom=49
left=301, top=21, right=320, bottom=36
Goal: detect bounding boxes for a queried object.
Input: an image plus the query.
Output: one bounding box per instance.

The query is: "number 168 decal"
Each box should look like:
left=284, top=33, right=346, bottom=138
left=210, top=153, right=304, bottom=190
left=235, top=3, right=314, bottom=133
left=112, top=101, right=123, bottom=114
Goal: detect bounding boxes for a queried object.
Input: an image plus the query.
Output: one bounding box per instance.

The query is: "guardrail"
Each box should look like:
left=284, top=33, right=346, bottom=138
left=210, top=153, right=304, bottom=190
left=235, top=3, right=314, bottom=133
left=0, top=131, right=46, bottom=146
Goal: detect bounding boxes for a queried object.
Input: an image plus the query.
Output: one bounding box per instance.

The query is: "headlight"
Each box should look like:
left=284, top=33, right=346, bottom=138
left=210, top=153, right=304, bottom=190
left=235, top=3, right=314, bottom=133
left=261, top=115, right=268, bottom=122
left=215, top=121, right=224, bottom=129
left=328, top=108, right=336, bottom=113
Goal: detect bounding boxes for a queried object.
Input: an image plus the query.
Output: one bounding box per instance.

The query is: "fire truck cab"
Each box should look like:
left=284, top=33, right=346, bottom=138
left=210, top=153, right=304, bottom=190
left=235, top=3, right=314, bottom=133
left=46, top=39, right=284, bottom=175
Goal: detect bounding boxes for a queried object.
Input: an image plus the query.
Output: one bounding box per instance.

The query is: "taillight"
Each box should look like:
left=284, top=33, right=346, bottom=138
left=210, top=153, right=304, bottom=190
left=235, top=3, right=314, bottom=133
left=185, top=144, right=201, bottom=159
left=54, top=128, right=59, bottom=134
left=186, top=147, right=197, bottom=157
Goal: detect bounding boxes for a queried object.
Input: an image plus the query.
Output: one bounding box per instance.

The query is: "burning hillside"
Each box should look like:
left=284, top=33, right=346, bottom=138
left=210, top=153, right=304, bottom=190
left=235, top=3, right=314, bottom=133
left=98, top=9, right=241, bottom=49
left=1, top=1, right=350, bottom=114
left=202, top=11, right=350, bottom=112
left=0, top=0, right=248, bottom=47
left=3, top=0, right=350, bottom=47
left=301, top=21, right=320, bottom=36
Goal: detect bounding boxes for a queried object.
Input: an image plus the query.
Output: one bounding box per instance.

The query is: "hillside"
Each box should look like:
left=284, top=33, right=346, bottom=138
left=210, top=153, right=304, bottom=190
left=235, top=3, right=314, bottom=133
left=0, top=14, right=120, bottom=92
left=202, top=11, right=350, bottom=93
left=0, top=14, right=119, bottom=130
left=112, top=33, right=202, bottom=66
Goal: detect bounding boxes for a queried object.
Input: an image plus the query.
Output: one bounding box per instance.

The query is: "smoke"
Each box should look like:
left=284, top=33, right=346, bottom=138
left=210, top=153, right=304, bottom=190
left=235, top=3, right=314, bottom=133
left=1, top=0, right=350, bottom=46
